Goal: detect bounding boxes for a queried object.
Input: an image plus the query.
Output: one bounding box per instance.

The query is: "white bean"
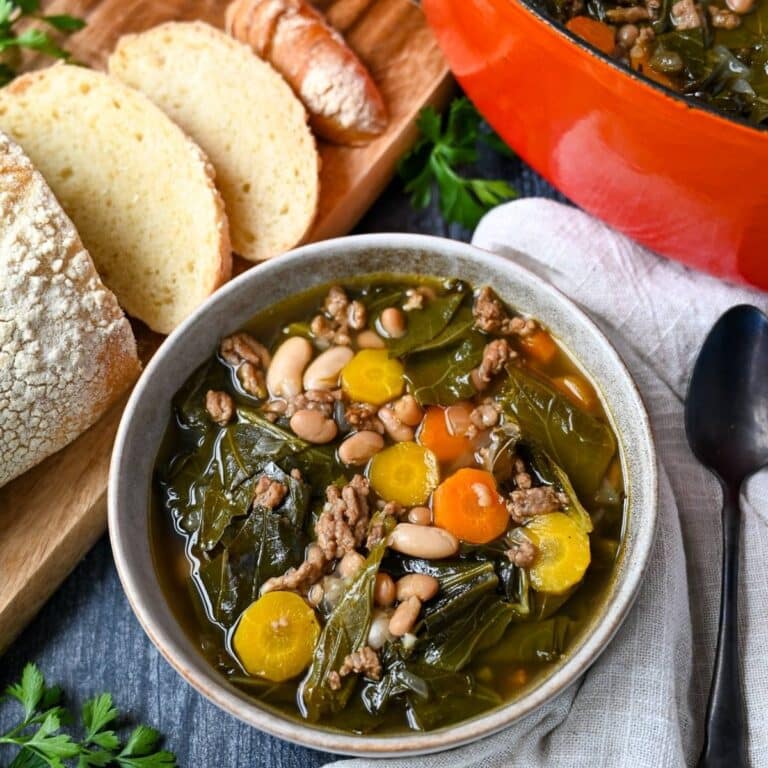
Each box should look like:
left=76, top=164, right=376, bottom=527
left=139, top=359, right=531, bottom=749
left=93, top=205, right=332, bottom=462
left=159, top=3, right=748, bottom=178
left=388, top=523, right=459, bottom=559
left=266, top=337, right=313, bottom=398
left=338, top=430, right=384, bottom=465
left=290, top=409, right=338, bottom=444
left=368, top=611, right=394, bottom=650
left=302, top=346, right=354, bottom=391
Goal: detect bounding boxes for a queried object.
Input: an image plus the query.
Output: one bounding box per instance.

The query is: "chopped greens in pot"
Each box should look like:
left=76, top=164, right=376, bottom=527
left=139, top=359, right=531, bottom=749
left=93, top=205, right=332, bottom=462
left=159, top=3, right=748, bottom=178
left=542, top=0, right=768, bottom=126
left=150, top=274, right=626, bottom=734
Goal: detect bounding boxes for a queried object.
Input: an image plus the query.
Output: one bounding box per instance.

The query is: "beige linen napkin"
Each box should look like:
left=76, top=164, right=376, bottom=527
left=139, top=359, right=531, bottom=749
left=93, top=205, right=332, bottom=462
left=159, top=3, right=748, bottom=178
left=330, top=198, right=768, bottom=767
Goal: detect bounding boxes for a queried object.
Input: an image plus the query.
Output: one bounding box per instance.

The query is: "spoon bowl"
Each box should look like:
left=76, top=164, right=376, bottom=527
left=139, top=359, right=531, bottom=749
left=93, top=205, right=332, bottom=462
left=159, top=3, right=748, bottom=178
left=685, top=303, right=768, bottom=768
left=686, top=305, right=768, bottom=484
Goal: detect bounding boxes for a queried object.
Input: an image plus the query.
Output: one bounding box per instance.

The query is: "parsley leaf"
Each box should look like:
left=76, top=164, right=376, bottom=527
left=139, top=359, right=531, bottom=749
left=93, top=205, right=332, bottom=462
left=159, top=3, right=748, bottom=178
left=0, top=2, right=84, bottom=84
left=398, top=97, right=517, bottom=229
left=0, top=664, right=177, bottom=768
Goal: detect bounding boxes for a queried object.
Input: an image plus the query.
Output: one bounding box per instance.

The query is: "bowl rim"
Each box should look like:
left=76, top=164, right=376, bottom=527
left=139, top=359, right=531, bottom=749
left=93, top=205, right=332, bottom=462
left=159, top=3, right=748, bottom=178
left=108, top=232, right=658, bottom=756
left=506, top=0, right=768, bottom=138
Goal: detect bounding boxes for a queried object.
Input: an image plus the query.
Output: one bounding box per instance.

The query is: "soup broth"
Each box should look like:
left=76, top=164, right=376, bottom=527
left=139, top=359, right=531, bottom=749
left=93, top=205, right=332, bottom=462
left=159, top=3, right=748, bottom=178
left=150, top=275, right=626, bottom=734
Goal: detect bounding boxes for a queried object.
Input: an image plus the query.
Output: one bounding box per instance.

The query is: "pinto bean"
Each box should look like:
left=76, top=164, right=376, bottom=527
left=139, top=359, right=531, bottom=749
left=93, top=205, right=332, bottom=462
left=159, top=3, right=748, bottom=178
left=388, top=595, right=422, bottom=637
left=726, top=0, right=754, bottom=13
left=445, top=401, right=474, bottom=437
left=396, top=573, right=439, bottom=602
left=388, top=523, right=459, bottom=559
left=380, top=307, right=406, bottom=339
left=302, top=346, right=354, bottom=391
left=266, top=337, right=313, bottom=398
left=378, top=405, right=414, bottom=442
left=392, top=395, right=423, bottom=427
left=338, top=430, right=384, bottom=465
left=374, top=573, right=396, bottom=607
left=356, top=330, right=386, bottom=349
left=290, top=409, right=338, bottom=443
left=337, top=550, right=365, bottom=578
left=407, top=506, right=432, bottom=526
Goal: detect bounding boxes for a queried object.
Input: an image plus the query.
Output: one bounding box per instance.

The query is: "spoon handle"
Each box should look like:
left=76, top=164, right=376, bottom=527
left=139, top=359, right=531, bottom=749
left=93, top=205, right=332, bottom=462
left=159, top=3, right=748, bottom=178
left=698, top=482, right=747, bottom=768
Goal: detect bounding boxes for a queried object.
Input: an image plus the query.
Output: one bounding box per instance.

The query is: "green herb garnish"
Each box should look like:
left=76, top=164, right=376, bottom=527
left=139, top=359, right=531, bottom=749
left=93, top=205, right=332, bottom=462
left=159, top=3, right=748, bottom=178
left=398, top=97, right=517, bottom=229
left=0, top=663, right=177, bottom=767
left=0, top=1, right=85, bottom=86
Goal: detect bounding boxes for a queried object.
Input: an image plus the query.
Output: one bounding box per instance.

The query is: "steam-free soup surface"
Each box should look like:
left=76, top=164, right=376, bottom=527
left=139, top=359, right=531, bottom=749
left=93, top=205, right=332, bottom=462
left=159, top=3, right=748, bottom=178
left=151, top=275, right=625, bottom=734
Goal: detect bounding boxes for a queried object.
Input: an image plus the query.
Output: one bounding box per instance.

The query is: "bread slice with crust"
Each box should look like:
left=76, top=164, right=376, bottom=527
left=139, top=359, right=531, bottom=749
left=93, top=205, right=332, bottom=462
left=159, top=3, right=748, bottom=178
left=109, top=21, right=319, bottom=262
left=0, top=131, right=141, bottom=488
left=0, top=64, right=231, bottom=334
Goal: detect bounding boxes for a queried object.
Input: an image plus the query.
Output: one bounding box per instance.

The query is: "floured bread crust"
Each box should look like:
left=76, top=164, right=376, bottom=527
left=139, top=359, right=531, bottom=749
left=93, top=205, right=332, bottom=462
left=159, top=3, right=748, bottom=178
left=0, top=131, right=141, bottom=488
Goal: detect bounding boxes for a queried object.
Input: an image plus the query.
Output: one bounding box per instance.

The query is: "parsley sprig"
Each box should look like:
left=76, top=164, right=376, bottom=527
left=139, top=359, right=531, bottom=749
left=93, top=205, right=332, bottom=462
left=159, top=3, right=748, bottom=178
left=0, top=1, right=85, bottom=86
left=0, top=664, right=176, bottom=768
left=398, top=97, right=517, bottom=229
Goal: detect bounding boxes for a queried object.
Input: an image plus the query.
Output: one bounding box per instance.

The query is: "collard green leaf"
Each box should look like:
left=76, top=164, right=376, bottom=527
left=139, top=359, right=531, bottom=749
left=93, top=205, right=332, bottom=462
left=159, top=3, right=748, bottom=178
left=173, top=358, right=230, bottom=430
left=421, top=595, right=516, bottom=671
left=479, top=422, right=523, bottom=485
left=360, top=655, right=500, bottom=730
left=499, top=365, right=616, bottom=499
left=198, top=501, right=307, bottom=628
left=479, top=616, right=574, bottom=665
left=404, top=332, right=485, bottom=406
left=406, top=305, right=474, bottom=354
left=299, top=519, right=393, bottom=720
left=527, top=447, right=594, bottom=533
left=406, top=670, right=500, bottom=731
left=387, top=292, right=463, bottom=357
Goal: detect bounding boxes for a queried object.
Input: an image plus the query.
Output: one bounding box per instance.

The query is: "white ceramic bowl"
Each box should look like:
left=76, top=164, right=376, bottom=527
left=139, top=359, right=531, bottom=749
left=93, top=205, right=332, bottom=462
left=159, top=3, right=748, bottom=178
left=109, top=233, right=657, bottom=756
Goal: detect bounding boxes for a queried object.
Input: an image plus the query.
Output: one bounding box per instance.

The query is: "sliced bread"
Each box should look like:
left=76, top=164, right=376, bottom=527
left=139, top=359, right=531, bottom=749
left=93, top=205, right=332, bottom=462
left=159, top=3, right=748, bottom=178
left=0, top=65, right=231, bottom=334
left=108, top=21, right=319, bottom=262
left=0, top=131, right=141, bottom=488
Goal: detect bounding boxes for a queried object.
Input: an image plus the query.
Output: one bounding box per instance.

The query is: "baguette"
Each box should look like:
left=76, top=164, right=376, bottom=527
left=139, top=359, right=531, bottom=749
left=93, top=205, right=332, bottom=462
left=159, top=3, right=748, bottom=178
left=226, top=0, right=388, bottom=146
left=0, top=131, right=141, bottom=488
left=0, top=65, right=231, bottom=334
left=109, top=21, right=319, bottom=263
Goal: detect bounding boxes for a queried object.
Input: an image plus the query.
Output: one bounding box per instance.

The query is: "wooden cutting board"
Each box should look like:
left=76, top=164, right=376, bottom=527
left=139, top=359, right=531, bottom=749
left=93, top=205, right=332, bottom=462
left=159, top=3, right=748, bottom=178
left=0, top=0, right=452, bottom=654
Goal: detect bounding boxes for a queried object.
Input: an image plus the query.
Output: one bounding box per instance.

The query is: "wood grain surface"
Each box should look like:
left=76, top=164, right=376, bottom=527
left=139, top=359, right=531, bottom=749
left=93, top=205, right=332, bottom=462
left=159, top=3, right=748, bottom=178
left=0, top=0, right=452, bottom=653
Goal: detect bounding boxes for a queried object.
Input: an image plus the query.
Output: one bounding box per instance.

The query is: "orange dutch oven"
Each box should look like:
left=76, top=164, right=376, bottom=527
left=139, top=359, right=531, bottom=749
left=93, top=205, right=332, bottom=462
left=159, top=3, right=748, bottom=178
left=422, top=0, right=768, bottom=290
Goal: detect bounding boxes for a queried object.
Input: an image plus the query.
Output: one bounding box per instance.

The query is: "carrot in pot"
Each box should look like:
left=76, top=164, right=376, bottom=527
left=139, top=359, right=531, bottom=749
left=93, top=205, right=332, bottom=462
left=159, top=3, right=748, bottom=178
left=433, top=467, right=508, bottom=544
left=418, top=404, right=474, bottom=463
left=553, top=374, right=596, bottom=411
left=519, top=329, right=558, bottom=365
left=565, top=16, right=616, bottom=56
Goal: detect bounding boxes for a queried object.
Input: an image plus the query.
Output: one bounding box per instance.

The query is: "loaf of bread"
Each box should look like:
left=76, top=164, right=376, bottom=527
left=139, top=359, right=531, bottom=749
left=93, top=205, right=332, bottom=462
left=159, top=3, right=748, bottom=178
left=225, top=0, right=388, bottom=146
left=109, top=21, right=319, bottom=263
left=0, top=131, right=141, bottom=489
left=0, top=65, right=231, bottom=334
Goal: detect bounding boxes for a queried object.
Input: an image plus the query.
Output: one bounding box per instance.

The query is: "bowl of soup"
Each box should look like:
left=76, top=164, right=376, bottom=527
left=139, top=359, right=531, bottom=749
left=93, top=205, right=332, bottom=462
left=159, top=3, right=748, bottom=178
left=422, top=0, right=768, bottom=290
left=109, top=233, right=657, bottom=755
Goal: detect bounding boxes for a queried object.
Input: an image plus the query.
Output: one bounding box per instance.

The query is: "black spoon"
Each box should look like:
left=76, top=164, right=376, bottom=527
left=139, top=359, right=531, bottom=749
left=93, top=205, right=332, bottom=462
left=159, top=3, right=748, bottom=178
left=685, top=304, right=768, bottom=768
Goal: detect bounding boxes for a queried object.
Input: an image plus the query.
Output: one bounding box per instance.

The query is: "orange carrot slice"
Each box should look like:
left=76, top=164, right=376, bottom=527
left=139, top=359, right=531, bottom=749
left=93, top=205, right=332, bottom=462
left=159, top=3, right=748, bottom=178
left=553, top=374, right=596, bottom=411
left=565, top=16, right=616, bottom=56
left=433, top=468, right=508, bottom=544
left=519, top=329, right=558, bottom=365
left=418, top=404, right=474, bottom=463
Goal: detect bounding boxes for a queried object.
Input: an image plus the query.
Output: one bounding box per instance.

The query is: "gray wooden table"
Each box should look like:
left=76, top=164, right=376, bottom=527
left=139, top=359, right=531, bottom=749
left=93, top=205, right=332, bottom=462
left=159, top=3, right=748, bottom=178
left=0, top=150, right=563, bottom=767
